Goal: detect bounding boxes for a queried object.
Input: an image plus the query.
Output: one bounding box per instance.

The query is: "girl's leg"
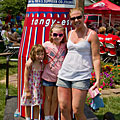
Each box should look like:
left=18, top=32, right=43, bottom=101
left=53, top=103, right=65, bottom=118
left=44, top=86, right=54, bottom=116
left=25, top=106, right=31, bottom=119
left=50, top=86, right=58, bottom=119
left=57, top=87, right=72, bottom=120
left=33, top=105, right=39, bottom=119
left=72, top=88, right=88, bottom=120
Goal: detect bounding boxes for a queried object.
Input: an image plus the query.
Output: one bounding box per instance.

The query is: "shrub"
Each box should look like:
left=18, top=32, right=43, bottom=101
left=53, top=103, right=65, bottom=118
left=90, top=64, right=120, bottom=89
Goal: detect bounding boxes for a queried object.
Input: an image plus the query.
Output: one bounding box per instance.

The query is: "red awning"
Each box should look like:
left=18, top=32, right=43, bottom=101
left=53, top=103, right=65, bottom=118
left=84, top=0, right=120, bottom=15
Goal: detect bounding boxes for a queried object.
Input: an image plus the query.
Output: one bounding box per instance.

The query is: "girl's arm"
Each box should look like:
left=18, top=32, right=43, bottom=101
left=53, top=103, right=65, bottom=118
left=90, top=30, right=101, bottom=90
left=24, top=64, right=31, bottom=99
left=25, top=58, right=33, bottom=69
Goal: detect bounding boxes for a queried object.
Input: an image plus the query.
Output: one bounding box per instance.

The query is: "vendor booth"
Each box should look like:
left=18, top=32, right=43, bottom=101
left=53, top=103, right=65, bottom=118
left=18, top=0, right=75, bottom=119
left=84, top=0, right=120, bottom=26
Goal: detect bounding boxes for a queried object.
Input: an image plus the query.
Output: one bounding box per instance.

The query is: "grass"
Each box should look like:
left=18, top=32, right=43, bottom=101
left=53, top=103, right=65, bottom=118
left=0, top=56, right=18, bottom=119
left=94, top=96, right=120, bottom=120
left=0, top=56, right=18, bottom=81
left=0, top=83, right=17, bottom=119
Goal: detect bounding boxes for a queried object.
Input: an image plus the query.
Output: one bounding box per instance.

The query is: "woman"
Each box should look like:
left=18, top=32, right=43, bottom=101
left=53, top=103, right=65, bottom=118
left=57, top=7, right=101, bottom=120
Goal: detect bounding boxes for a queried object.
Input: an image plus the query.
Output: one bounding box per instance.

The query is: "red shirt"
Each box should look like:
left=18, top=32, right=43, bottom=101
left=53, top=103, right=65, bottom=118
left=98, top=34, right=106, bottom=54
left=105, top=34, right=117, bottom=45
left=105, top=34, right=118, bottom=55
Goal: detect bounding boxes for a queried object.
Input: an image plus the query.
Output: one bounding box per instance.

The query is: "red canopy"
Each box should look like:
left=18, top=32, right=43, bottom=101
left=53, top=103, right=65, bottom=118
left=84, top=0, right=120, bottom=14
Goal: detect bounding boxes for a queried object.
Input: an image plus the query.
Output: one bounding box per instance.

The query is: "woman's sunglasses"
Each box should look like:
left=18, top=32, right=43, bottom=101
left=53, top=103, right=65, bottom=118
left=53, top=33, right=64, bottom=37
left=70, top=15, right=82, bottom=21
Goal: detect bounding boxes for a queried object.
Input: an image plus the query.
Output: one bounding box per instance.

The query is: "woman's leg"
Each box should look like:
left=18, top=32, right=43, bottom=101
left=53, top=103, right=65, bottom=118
left=58, top=87, right=72, bottom=120
left=72, top=88, right=88, bottom=120
left=51, top=86, right=58, bottom=117
left=44, top=86, right=54, bottom=116
left=25, top=106, right=31, bottom=119
left=33, top=105, right=39, bottom=119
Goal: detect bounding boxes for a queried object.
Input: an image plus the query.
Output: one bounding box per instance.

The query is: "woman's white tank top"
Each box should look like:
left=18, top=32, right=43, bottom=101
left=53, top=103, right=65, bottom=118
left=58, top=30, right=93, bottom=81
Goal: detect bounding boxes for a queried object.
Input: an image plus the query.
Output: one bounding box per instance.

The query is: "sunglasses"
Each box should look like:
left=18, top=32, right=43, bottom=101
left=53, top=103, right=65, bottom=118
left=53, top=33, right=64, bottom=37
left=70, top=15, right=82, bottom=21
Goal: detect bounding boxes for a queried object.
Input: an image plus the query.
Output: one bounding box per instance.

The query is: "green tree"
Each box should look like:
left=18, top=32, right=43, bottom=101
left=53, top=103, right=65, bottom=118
left=0, top=0, right=27, bottom=18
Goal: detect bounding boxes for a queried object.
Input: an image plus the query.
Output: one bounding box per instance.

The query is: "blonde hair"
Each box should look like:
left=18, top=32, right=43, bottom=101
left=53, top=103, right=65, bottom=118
left=30, top=44, right=47, bottom=62
left=69, top=7, right=84, bottom=17
left=49, top=23, right=66, bottom=43
left=98, top=26, right=106, bottom=34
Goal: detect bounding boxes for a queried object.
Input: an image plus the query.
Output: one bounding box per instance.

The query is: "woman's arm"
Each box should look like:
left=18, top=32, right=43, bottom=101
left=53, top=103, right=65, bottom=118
left=5, top=31, right=16, bottom=43
left=90, top=30, right=101, bottom=89
left=8, top=33, right=18, bottom=42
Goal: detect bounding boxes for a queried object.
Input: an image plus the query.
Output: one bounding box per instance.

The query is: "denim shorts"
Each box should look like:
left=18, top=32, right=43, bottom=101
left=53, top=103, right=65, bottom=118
left=56, top=78, right=90, bottom=90
left=42, top=79, right=56, bottom=87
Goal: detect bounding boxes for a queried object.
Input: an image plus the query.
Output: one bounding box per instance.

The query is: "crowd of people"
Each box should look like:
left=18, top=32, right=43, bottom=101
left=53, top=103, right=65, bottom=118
left=86, top=18, right=120, bottom=65
left=0, top=13, right=23, bottom=48
left=97, top=25, right=120, bottom=64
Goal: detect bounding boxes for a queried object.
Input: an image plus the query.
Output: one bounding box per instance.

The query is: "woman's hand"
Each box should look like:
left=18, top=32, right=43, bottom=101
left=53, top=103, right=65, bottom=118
left=90, top=80, right=100, bottom=90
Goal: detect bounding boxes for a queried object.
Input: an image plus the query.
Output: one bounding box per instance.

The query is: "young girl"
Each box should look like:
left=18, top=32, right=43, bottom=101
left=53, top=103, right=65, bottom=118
left=21, top=44, right=47, bottom=120
left=42, top=24, right=67, bottom=120
left=26, top=24, right=67, bottom=120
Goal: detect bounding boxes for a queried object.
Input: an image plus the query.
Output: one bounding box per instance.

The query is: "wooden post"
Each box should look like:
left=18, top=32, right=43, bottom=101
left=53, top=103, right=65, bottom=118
left=76, top=0, right=84, bottom=9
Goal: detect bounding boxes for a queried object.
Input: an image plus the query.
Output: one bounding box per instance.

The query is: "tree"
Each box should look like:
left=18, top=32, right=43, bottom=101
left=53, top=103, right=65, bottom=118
left=0, top=0, right=27, bottom=18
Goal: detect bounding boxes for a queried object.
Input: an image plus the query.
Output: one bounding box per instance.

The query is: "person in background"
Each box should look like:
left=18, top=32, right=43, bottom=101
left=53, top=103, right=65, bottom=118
left=0, top=17, right=3, bottom=40
left=5, top=13, right=11, bottom=25
left=57, top=7, right=101, bottom=120
left=16, top=13, right=22, bottom=28
left=21, top=44, right=47, bottom=120
left=98, top=26, right=107, bottom=60
left=1, top=24, right=5, bottom=37
left=105, top=26, right=119, bottom=55
left=10, top=15, right=15, bottom=26
left=2, top=24, right=20, bottom=46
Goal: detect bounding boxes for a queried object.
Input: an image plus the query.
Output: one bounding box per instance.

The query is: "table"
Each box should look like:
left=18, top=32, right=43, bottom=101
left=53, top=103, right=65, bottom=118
left=0, top=52, right=12, bottom=103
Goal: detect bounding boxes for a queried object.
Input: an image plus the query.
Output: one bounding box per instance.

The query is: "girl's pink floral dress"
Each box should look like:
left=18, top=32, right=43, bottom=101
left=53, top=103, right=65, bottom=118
left=21, top=66, right=43, bottom=106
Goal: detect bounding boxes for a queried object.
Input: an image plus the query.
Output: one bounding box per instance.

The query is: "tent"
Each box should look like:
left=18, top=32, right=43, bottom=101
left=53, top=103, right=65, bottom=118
left=84, top=0, right=120, bottom=14
left=84, top=0, right=120, bottom=25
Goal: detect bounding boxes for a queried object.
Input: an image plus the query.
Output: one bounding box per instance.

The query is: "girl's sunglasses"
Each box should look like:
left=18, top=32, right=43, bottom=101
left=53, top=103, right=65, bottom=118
left=70, top=15, right=82, bottom=21
left=53, top=33, right=64, bottom=37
